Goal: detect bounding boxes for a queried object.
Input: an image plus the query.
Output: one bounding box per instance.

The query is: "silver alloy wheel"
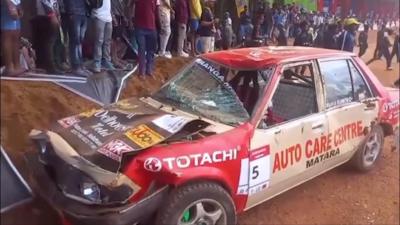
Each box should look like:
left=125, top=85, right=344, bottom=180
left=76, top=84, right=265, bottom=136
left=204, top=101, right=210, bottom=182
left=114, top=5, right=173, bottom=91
left=179, top=199, right=227, bottom=225
left=363, top=132, right=382, bottom=167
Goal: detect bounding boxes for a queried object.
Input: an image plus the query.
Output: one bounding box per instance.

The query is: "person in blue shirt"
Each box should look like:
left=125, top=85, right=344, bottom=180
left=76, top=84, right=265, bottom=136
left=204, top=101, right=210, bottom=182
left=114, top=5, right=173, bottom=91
left=238, top=5, right=253, bottom=44
left=337, top=18, right=359, bottom=53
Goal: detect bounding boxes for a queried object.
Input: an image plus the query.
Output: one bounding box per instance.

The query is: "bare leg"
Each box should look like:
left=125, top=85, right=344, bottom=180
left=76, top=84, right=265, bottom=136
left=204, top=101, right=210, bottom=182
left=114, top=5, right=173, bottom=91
left=1, top=30, right=15, bottom=75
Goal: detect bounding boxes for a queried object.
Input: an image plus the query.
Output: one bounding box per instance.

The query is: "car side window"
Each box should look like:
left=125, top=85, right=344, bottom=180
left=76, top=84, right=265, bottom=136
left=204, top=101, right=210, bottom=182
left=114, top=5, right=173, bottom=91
left=258, top=63, right=318, bottom=129
left=348, top=61, right=372, bottom=101
left=319, top=60, right=353, bottom=108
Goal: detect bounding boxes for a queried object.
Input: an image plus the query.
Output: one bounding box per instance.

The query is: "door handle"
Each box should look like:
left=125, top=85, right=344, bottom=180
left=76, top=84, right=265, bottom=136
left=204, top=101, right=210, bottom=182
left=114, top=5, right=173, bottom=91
left=364, top=101, right=376, bottom=111
left=312, top=123, right=324, bottom=130
left=274, top=128, right=281, bottom=134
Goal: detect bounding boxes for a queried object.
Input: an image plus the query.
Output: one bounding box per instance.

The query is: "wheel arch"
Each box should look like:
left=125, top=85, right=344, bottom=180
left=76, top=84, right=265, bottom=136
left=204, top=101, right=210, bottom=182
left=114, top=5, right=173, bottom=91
left=169, top=167, right=234, bottom=196
left=379, top=122, right=394, bottom=137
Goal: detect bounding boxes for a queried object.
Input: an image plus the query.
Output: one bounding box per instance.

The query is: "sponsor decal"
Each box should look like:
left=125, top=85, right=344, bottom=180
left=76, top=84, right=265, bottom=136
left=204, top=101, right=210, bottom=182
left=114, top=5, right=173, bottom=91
left=383, top=99, right=400, bottom=113
left=306, top=148, right=340, bottom=168
left=125, top=125, right=164, bottom=148
left=326, top=97, right=353, bottom=108
left=237, top=146, right=271, bottom=196
left=196, top=58, right=223, bottom=80
left=152, top=115, right=190, bottom=133
left=144, top=157, right=162, bottom=172
left=273, top=121, right=364, bottom=173
left=93, top=110, right=130, bottom=132
left=58, top=116, right=80, bottom=128
left=143, top=146, right=241, bottom=171
left=97, top=139, right=135, bottom=161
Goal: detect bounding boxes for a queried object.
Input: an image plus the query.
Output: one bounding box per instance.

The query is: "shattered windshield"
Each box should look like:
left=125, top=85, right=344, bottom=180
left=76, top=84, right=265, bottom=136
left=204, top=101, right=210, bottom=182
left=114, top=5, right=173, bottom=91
left=153, top=58, right=273, bottom=125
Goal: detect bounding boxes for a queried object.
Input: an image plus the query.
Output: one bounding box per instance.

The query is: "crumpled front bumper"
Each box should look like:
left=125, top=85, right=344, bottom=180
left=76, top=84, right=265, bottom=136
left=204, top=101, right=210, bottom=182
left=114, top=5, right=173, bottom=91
left=25, top=152, right=168, bottom=225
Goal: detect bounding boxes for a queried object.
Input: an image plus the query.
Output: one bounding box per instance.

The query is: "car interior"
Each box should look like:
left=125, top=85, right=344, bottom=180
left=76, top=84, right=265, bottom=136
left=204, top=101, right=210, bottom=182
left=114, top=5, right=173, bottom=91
left=260, top=64, right=318, bottom=128
left=219, top=63, right=318, bottom=128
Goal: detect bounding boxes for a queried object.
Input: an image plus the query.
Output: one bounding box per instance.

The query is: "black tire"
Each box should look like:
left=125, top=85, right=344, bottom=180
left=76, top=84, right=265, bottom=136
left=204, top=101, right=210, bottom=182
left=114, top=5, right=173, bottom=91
left=350, top=125, right=384, bottom=172
left=156, top=182, right=236, bottom=225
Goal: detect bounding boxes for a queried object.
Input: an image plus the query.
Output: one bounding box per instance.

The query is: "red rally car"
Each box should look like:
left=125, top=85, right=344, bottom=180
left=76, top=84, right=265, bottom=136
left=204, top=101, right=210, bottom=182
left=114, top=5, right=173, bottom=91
left=26, top=47, right=399, bottom=225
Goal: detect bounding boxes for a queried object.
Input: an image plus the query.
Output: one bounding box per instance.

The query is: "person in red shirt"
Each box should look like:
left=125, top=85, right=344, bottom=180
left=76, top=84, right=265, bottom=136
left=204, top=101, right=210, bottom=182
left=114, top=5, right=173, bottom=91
left=134, top=0, right=157, bottom=77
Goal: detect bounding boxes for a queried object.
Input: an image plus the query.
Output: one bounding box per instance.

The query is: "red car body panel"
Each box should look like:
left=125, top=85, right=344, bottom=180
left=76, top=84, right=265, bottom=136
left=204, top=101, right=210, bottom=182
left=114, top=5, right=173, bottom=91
left=202, top=47, right=353, bottom=70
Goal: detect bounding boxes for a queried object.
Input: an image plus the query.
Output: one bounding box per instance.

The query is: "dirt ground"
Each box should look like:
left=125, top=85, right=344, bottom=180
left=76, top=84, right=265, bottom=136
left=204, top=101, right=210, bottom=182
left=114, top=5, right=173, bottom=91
left=1, top=30, right=399, bottom=225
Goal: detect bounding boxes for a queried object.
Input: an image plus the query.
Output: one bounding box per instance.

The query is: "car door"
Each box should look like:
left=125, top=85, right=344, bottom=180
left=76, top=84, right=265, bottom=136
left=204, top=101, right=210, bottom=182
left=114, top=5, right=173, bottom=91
left=241, top=61, right=330, bottom=209
left=317, top=58, right=379, bottom=168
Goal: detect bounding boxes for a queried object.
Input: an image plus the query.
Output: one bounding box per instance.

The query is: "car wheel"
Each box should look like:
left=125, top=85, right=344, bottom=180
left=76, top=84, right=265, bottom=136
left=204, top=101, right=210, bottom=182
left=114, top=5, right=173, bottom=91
left=156, top=182, right=236, bottom=225
left=351, top=125, right=384, bottom=172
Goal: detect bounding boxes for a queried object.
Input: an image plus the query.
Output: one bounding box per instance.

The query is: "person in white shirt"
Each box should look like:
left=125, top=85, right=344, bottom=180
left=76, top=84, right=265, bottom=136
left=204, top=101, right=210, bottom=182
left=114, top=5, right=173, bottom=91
left=157, top=0, right=173, bottom=58
left=91, top=0, right=115, bottom=73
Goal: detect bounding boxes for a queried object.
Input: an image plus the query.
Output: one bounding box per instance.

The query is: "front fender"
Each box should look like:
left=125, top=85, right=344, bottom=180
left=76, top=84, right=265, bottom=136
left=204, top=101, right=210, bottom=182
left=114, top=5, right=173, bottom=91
left=167, top=166, right=234, bottom=194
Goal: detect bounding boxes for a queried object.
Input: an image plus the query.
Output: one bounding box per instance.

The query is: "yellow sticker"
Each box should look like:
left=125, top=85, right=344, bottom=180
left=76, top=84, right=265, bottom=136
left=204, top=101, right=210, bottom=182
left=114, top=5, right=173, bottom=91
left=115, top=100, right=138, bottom=110
left=125, top=125, right=164, bottom=148
left=79, top=108, right=99, bottom=117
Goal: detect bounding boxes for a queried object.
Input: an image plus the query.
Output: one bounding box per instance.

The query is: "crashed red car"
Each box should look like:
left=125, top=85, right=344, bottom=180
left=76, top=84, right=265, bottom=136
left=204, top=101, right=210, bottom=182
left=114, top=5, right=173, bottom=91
left=26, top=47, right=399, bottom=225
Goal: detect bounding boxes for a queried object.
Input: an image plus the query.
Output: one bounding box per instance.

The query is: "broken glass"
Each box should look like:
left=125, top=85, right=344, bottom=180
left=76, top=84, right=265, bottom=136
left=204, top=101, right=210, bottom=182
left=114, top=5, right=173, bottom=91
left=153, top=59, right=274, bottom=125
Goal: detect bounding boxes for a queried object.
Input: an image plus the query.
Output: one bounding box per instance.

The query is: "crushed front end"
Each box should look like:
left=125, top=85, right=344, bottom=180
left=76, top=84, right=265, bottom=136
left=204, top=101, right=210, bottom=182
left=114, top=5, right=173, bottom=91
left=26, top=130, right=168, bottom=225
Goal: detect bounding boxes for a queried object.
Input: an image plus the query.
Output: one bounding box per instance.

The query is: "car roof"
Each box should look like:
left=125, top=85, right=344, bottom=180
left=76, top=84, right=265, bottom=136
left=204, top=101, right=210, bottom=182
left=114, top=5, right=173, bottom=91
left=201, top=46, right=355, bottom=70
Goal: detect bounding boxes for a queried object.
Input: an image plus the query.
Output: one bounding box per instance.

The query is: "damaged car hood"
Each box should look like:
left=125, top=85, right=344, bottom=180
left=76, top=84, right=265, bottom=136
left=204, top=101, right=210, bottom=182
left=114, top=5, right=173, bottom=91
left=39, top=98, right=211, bottom=173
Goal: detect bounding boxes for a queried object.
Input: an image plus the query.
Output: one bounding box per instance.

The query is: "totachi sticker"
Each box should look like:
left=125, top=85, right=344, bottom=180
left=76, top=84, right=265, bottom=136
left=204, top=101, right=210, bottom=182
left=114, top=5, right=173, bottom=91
left=152, top=115, right=190, bottom=133
left=97, top=139, right=135, bottom=161
left=237, top=146, right=271, bottom=196
left=58, top=116, right=80, bottom=128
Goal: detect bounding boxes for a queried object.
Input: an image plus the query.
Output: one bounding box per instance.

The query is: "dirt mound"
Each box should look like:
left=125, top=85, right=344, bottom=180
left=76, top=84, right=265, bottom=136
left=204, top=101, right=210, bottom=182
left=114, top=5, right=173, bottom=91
left=121, top=57, right=190, bottom=98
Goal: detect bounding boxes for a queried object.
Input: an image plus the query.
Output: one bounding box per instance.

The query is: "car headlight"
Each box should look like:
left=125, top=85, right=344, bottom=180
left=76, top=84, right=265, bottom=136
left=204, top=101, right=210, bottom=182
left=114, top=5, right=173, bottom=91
left=80, top=181, right=101, bottom=203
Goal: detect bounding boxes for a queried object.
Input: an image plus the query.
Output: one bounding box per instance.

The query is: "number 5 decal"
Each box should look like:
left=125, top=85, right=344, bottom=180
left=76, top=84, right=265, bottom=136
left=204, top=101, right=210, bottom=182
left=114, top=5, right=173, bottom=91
left=237, top=146, right=271, bottom=196
left=252, top=166, right=259, bottom=180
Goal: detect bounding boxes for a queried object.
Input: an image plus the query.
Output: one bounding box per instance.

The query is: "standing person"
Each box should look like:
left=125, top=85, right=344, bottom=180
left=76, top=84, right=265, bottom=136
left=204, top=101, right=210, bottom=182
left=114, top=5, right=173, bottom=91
left=189, top=0, right=202, bottom=56
left=263, top=1, right=273, bottom=40
left=238, top=5, right=253, bottom=44
left=91, top=0, right=115, bottom=73
left=158, top=0, right=173, bottom=58
left=293, top=21, right=312, bottom=47
left=198, top=5, right=215, bottom=54
left=134, top=0, right=157, bottom=77
left=175, top=0, right=189, bottom=57
left=54, top=0, right=70, bottom=72
left=337, top=18, right=359, bottom=52
left=390, top=31, right=399, bottom=64
left=272, top=9, right=286, bottom=42
left=358, top=24, right=369, bottom=57
left=371, top=24, right=385, bottom=58
left=31, top=0, right=62, bottom=74
left=366, top=28, right=393, bottom=70
left=64, top=0, right=92, bottom=77
left=1, top=0, right=24, bottom=76
left=221, top=11, right=233, bottom=50
left=276, top=24, right=287, bottom=46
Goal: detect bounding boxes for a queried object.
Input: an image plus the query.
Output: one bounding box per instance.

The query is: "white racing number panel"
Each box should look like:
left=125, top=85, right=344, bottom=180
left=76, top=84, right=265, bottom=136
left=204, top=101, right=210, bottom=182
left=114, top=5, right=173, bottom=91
left=237, top=146, right=271, bottom=196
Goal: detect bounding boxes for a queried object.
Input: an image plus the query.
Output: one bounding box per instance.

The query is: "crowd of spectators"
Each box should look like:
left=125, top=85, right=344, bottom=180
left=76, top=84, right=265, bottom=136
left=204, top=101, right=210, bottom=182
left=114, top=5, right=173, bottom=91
left=0, top=0, right=399, bottom=78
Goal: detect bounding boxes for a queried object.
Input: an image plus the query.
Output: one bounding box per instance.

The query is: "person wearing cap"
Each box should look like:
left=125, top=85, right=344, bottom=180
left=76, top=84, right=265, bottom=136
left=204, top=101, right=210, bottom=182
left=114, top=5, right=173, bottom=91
left=337, top=18, right=359, bottom=52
